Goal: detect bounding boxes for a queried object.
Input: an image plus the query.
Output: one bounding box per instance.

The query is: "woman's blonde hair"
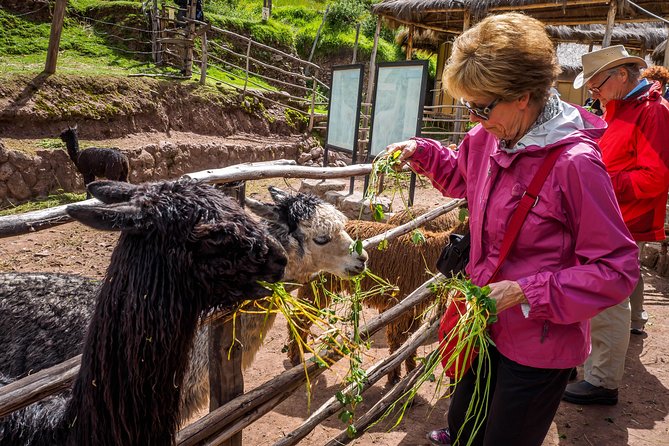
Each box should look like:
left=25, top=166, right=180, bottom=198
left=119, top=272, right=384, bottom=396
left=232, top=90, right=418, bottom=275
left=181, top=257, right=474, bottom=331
left=443, top=12, right=560, bottom=105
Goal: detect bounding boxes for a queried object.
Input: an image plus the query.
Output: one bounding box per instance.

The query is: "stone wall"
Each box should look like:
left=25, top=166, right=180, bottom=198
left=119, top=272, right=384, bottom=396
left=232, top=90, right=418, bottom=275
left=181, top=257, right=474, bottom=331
left=0, top=137, right=327, bottom=206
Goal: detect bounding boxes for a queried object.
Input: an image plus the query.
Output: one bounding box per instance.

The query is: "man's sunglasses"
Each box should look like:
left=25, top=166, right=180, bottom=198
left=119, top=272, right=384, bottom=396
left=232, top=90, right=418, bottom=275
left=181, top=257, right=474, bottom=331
left=460, top=98, right=500, bottom=120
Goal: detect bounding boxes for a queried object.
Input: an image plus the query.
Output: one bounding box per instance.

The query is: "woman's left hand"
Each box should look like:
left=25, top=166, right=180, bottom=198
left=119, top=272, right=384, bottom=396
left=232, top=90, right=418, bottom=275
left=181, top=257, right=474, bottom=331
left=488, top=280, right=527, bottom=314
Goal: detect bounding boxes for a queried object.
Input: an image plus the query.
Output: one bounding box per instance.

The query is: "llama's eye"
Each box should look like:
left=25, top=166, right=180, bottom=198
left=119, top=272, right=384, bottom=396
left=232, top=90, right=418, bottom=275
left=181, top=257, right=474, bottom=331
left=313, top=235, right=331, bottom=246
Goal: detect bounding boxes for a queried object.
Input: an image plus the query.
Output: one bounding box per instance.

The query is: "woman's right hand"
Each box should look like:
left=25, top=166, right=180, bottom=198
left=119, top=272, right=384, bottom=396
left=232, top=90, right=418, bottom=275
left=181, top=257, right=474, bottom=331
left=385, top=140, right=418, bottom=166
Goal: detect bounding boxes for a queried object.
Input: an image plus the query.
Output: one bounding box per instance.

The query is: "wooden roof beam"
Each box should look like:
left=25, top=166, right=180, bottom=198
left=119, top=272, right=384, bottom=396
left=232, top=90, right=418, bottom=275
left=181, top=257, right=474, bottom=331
left=378, top=14, right=462, bottom=35
left=418, top=16, right=666, bottom=28
left=420, top=0, right=610, bottom=14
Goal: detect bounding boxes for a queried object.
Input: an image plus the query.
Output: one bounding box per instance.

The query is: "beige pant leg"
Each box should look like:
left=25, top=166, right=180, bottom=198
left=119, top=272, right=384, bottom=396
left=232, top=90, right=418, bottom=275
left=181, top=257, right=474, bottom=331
left=585, top=298, right=631, bottom=389
left=630, top=267, right=647, bottom=331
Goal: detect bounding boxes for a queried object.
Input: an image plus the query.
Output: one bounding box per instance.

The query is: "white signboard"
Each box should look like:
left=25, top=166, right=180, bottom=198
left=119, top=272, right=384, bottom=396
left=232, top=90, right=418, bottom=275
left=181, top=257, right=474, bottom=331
left=369, top=62, right=427, bottom=158
left=325, top=65, right=363, bottom=153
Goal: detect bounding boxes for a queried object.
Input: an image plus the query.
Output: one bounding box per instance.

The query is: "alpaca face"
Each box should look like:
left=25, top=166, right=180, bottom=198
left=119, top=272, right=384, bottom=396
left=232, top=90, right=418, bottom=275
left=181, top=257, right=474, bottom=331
left=246, top=187, right=368, bottom=283
left=66, top=179, right=287, bottom=307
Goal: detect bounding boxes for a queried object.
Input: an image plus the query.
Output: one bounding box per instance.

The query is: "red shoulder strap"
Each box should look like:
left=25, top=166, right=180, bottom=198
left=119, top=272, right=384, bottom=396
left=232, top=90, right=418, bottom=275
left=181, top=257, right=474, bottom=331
left=487, top=147, right=565, bottom=284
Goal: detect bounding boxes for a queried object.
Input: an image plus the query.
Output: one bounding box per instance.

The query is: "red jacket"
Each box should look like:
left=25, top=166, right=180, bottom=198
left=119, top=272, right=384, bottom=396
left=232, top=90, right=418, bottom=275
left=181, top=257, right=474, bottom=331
left=600, top=81, right=669, bottom=241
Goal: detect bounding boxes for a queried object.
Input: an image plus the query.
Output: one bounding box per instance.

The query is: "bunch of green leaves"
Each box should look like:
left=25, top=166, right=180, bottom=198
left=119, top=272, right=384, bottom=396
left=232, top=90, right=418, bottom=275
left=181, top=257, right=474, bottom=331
left=376, top=276, right=497, bottom=446
left=309, top=270, right=398, bottom=436
left=236, top=281, right=353, bottom=402
left=364, top=150, right=410, bottom=222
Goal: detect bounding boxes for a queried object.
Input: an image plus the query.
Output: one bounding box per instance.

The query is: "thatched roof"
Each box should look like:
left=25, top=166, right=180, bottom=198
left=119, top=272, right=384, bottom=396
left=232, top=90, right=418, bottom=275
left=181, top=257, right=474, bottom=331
left=373, top=0, right=669, bottom=34
left=547, top=22, right=667, bottom=49
left=652, top=40, right=667, bottom=65
left=395, top=22, right=667, bottom=52
left=557, top=42, right=600, bottom=76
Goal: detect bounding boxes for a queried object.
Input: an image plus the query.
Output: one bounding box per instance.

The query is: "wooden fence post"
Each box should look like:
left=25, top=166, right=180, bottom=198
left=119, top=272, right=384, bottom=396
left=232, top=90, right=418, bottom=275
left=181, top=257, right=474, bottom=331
left=352, top=23, right=360, bottom=64
left=243, top=39, right=252, bottom=94
left=453, top=11, right=471, bottom=139
left=200, top=32, right=208, bottom=85
left=305, top=5, right=329, bottom=76
left=664, top=28, right=669, bottom=68
left=44, top=0, right=68, bottom=74
left=209, top=318, right=244, bottom=446
left=602, top=0, right=617, bottom=48
left=309, top=75, right=317, bottom=132
left=183, top=0, right=196, bottom=76
left=160, top=2, right=167, bottom=67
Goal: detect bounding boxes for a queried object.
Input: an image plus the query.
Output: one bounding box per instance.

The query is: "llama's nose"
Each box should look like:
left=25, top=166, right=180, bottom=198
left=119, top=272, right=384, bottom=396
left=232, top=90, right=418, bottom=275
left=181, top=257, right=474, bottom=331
left=268, top=244, right=288, bottom=282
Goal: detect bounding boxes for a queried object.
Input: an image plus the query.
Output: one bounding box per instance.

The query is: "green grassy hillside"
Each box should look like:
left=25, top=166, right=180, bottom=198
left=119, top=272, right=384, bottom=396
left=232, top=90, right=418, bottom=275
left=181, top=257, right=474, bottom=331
left=0, top=0, right=403, bottom=78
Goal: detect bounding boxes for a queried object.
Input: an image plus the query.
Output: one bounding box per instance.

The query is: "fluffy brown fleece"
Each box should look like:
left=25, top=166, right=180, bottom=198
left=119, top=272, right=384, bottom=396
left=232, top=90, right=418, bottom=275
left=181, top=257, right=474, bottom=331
left=293, top=212, right=468, bottom=384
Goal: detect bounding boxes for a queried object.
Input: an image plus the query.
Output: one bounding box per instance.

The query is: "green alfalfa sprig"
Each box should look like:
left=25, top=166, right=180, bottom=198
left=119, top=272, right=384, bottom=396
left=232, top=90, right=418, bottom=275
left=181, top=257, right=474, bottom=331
left=438, top=278, right=496, bottom=445
left=310, top=270, right=398, bottom=437
left=364, top=150, right=415, bottom=222
left=373, top=277, right=497, bottom=446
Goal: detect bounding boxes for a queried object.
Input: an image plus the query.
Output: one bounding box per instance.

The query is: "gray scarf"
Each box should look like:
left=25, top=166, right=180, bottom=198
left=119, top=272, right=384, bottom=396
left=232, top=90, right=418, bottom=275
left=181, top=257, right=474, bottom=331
left=499, top=93, right=561, bottom=154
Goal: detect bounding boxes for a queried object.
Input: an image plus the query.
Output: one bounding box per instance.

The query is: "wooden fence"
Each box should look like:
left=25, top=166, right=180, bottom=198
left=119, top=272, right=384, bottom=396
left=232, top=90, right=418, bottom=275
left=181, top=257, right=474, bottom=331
left=0, top=161, right=466, bottom=445
left=145, top=4, right=470, bottom=153
left=144, top=3, right=329, bottom=132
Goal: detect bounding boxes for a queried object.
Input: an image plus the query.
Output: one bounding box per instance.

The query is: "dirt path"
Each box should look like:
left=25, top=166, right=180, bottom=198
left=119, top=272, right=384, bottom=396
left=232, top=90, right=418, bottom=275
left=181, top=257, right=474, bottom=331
left=1, top=179, right=667, bottom=445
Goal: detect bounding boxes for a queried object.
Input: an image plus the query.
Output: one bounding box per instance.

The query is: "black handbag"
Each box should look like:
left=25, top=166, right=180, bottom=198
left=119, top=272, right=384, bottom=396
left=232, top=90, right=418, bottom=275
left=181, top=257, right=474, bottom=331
left=436, top=232, right=470, bottom=277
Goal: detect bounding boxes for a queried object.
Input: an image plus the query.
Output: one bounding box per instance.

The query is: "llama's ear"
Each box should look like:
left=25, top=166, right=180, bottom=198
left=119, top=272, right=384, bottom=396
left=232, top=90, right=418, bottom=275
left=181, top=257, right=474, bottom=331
left=268, top=186, right=290, bottom=204
left=87, top=180, right=138, bottom=204
left=244, top=197, right=280, bottom=222
left=66, top=203, right=144, bottom=232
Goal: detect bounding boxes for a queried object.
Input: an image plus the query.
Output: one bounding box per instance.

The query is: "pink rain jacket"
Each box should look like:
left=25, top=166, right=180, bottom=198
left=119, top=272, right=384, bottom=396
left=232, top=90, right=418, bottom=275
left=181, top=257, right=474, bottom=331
left=410, top=101, right=639, bottom=369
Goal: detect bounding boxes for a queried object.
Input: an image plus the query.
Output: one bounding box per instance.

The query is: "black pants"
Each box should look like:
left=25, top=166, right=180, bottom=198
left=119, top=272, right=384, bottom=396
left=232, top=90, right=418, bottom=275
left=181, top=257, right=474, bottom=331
left=447, top=347, right=571, bottom=446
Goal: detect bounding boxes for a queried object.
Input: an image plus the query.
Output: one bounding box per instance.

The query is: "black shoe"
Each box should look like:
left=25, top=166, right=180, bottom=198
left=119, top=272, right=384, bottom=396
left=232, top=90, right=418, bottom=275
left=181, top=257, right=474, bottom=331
left=630, top=327, right=645, bottom=335
left=563, top=380, right=618, bottom=405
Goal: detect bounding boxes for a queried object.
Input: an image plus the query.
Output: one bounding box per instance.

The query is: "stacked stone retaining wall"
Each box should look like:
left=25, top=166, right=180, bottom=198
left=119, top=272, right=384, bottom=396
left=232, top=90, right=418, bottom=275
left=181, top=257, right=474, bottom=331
left=0, top=136, right=326, bottom=206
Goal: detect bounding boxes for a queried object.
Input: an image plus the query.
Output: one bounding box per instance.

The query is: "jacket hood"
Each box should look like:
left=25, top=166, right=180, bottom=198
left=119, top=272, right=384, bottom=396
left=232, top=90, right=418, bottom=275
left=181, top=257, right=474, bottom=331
left=489, top=100, right=607, bottom=168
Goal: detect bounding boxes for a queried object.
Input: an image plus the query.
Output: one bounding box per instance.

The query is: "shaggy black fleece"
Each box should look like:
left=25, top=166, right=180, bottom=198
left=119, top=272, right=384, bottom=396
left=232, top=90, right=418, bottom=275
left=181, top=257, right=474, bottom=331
left=0, top=178, right=286, bottom=446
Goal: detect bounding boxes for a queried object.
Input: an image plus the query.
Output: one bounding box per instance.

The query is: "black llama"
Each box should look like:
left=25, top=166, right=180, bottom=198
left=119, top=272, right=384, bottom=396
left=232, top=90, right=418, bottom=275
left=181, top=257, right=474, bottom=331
left=0, top=178, right=287, bottom=446
left=60, top=125, right=130, bottom=198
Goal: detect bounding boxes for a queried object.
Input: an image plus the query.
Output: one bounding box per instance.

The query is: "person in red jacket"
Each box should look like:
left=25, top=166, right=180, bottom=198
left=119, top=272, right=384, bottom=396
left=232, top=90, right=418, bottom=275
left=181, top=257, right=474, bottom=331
left=641, top=65, right=669, bottom=100
left=564, top=46, right=669, bottom=405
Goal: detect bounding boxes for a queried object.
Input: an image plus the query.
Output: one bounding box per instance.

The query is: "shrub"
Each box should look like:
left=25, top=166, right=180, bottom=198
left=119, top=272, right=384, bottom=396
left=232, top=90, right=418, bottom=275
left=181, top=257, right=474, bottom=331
left=327, top=0, right=368, bottom=32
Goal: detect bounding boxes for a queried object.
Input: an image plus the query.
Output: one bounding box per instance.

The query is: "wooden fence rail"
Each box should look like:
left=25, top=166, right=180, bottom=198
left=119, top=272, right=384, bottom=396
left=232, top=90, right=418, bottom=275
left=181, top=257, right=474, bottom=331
left=176, top=275, right=442, bottom=446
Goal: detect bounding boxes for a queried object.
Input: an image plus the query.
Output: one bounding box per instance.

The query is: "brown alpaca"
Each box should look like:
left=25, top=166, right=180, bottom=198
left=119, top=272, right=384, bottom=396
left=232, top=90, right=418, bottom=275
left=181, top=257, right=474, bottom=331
left=293, top=211, right=468, bottom=384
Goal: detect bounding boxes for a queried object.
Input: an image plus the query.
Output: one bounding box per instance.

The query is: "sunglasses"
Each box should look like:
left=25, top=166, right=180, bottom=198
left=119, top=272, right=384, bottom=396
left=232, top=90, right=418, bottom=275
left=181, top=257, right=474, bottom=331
left=588, top=74, right=612, bottom=95
left=460, top=97, right=500, bottom=120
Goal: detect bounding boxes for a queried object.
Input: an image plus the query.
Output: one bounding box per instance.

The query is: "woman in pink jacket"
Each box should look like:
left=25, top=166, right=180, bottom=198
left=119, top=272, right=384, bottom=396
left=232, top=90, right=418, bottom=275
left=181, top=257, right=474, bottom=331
left=387, top=13, right=639, bottom=446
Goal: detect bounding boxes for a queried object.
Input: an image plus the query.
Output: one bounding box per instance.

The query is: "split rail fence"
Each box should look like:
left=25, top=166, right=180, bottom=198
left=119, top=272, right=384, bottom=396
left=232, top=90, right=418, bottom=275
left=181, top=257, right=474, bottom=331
left=0, top=161, right=466, bottom=445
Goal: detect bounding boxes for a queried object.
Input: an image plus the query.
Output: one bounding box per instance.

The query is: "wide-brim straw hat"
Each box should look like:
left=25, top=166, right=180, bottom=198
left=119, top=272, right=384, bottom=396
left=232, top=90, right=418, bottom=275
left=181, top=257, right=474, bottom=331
left=573, top=45, right=647, bottom=89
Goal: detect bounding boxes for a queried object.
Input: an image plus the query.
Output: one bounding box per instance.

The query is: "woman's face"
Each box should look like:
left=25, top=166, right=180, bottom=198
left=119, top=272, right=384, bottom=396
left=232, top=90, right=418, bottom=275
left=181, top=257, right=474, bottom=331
left=463, top=94, right=531, bottom=142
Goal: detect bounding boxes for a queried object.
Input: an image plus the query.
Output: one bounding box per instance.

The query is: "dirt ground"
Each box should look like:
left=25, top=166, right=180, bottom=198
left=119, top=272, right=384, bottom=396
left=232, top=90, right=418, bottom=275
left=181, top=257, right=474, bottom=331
left=1, top=176, right=668, bottom=446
